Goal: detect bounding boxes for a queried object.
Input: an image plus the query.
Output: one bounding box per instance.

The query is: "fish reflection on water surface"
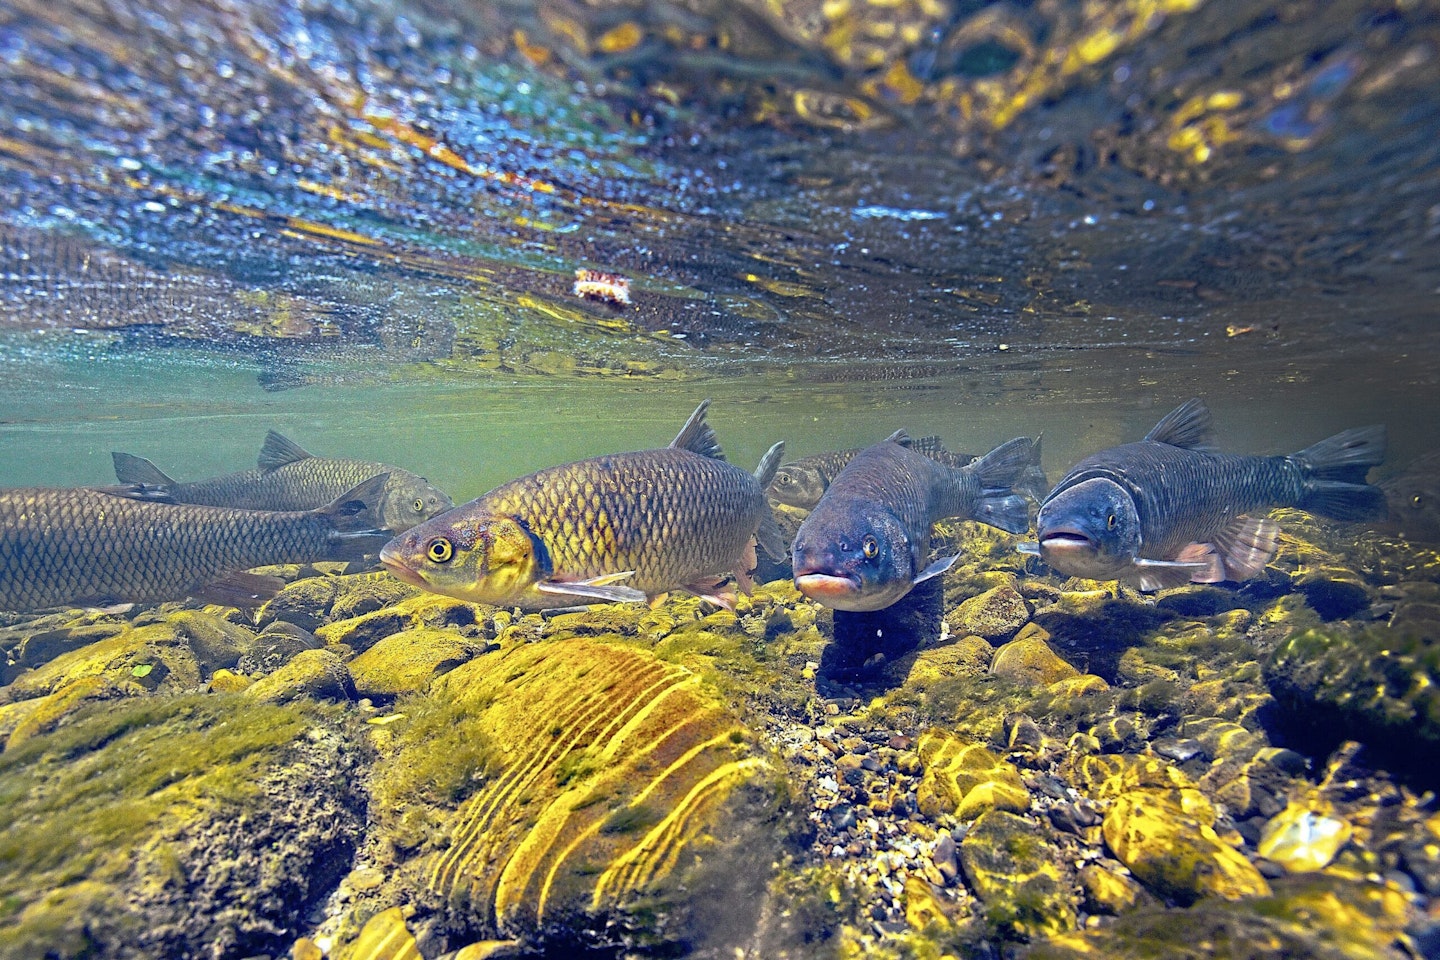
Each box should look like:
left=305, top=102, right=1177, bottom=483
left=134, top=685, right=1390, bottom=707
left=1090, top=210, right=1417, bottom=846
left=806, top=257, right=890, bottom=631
left=380, top=401, right=785, bottom=610
left=0, top=475, right=391, bottom=611
left=791, top=431, right=1038, bottom=612
left=1019, top=399, right=1388, bottom=590
left=112, top=430, right=453, bottom=534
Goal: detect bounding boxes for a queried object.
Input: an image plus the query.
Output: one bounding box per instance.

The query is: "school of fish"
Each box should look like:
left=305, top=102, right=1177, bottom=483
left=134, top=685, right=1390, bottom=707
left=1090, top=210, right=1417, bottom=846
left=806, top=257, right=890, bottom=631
left=0, top=398, right=1403, bottom=617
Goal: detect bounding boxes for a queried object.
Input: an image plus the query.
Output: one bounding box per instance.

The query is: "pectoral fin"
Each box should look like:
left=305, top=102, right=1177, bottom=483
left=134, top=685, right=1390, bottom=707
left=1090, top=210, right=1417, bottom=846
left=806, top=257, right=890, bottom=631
left=191, top=570, right=287, bottom=608
left=914, top=554, right=958, bottom=584
left=535, top=571, right=646, bottom=605
left=1128, top=556, right=1214, bottom=592
left=1014, top=541, right=1041, bottom=556
left=1210, top=516, right=1279, bottom=581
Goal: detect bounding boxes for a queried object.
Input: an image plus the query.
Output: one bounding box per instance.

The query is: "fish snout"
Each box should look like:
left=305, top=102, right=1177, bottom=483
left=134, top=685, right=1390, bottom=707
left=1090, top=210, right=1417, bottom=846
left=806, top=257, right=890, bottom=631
left=794, top=570, right=862, bottom=602
left=1037, top=524, right=1096, bottom=559
left=379, top=544, right=427, bottom=587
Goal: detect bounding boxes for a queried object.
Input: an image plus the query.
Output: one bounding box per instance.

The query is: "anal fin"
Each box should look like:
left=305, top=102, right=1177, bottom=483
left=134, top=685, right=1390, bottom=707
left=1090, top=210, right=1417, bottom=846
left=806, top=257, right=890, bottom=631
left=192, top=570, right=287, bottom=608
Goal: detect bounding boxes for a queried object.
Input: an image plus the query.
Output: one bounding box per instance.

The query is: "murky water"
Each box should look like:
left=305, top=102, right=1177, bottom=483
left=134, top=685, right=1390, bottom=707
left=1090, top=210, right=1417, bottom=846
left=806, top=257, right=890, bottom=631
left=3, top=1, right=1440, bottom=958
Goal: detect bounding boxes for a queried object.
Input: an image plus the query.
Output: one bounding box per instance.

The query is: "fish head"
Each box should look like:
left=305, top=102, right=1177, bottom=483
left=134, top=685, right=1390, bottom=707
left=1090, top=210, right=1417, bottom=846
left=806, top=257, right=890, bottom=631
left=1034, top=477, right=1141, bottom=580
left=791, top=507, right=915, bottom=611
left=377, top=471, right=457, bottom=532
left=1381, top=472, right=1440, bottom=542
left=379, top=511, right=549, bottom=605
left=768, top=464, right=827, bottom=508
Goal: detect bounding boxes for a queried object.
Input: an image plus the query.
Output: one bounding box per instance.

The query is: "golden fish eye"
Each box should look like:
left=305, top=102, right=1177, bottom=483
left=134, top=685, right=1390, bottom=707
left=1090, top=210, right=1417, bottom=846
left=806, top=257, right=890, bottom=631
left=1107, top=514, right=1117, bottom=529
left=862, top=535, right=879, bottom=559
left=1413, top=494, right=1424, bottom=508
left=413, top=498, right=425, bottom=512
left=427, top=538, right=454, bottom=563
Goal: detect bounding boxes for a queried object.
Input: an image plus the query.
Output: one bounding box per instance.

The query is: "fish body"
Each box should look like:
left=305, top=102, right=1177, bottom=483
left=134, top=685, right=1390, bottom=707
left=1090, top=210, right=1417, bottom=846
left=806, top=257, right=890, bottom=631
left=1019, top=399, right=1387, bottom=590
left=770, top=436, right=1047, bottom=508
left=791, top=432, right=1036, bottom=611
left=379, top=401, right=784, bottom=610
left=1380, top=451, right=1440, bottom=542
left=0, top=475, right=390, bottom=611
left=111, top=430, right=452, bottom=533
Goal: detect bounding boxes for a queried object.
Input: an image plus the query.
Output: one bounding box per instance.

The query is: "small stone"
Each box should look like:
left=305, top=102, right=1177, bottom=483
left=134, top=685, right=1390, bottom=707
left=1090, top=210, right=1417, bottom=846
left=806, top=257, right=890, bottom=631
left=1256, top=803, right=1352, bottom=873
left=1078, top=862, right=1151, bottom=915
left=242, top=648, right=354, bottom=704
left=1103, top=791, right=1271, bottom=904
left=949, top=584, right=1032, bottom=643
left=207, top=668, right=251, bottom=693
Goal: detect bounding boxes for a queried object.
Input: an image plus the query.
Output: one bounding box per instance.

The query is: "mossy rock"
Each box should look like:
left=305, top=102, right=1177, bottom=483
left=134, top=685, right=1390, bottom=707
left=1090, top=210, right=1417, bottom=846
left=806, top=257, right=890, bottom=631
left=350, top=637, right=787, bottom=954
left=1078, top=862, right=1153, bottom=915
left=0, top=694, right=367, bottom=959
left=1265, top=624, right=1440, bottom=788
left=991, top=627, right=1080, bottom=686
left=1023, top=875, right=1411, bottom=960
left=916, top=728, right=1030, bottom=820
left=3, top=622, right=204, bottom=703
left=243, top=648, right=355, bottom=704
left=348, top=628, right=483, bottom=699
left=14, top=621, right=129, bottom=671
left=317, top=592, right=486, bottom=654
left=258, top=575, right=344, bottom=633
left=948, top=582, right=1032, bottom=643
left=960, top=810, right=1078, bottom=940
left=1102, top=791, right=1271, bottom=905
left=899, top=635, right=995, bottom=690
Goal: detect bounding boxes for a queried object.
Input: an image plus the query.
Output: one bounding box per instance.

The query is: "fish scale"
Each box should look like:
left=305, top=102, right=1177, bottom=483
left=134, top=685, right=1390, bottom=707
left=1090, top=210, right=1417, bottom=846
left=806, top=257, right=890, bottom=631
left=481, top=451, right=760, bottom=595
left=0, top=482, right=386, bottom=611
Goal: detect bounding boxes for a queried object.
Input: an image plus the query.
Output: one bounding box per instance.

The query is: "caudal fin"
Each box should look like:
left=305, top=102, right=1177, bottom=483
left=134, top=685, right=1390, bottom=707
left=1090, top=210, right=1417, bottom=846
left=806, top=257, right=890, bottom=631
left=970, top=436, right=1038, bottom=493
left=973, top=494, right=1030, bottom=534
left=1291, top=425, right=1388, bottom=521
left=753, top=440, right=788, bottom=559
left=112, top=451, right=175, bottom=486
left=1015, top=433, right=1050, bottom=501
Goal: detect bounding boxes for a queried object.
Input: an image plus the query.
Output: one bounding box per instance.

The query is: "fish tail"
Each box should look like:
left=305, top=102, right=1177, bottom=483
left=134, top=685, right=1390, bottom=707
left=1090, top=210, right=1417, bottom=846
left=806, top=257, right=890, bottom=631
left=970, top=436, right=1037, bottom=493
left=1289, top=425, right=1388, bottom=521
left=1289, top=425, right=1386, bottom=482
left=972, top=494, right=1030, bottom=534
left=753, top=440, right=787, bottom=558
left=112, top=451, right=175, bottom=486
left=1015, top=433, right=1050, bottom=501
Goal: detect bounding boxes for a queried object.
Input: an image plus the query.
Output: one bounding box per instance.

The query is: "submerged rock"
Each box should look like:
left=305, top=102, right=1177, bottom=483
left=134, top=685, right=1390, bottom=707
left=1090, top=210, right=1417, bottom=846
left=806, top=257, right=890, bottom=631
left=916, top=728, right=1030, bottom=821
left=960, top=810, right=1078, bottom=940
left=0, top=694, right=367, bottom=959
left=1103, top=791, right=1271, bottom=904
left=341, top=637, right=788, bottom=956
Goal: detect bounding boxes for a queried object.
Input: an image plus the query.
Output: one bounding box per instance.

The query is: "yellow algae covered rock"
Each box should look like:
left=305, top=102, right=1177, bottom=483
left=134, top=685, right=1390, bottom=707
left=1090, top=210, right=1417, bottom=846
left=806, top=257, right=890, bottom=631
left=1025, top=875, right=1410, bottom=960
left=3, top=622, right=204, bottom=702
left=902, top=635, right=995, bottom=688
left=949, top=583, right=1032, bottom=643
left=316, top=592, right=486, bottom=653
left=1103, top=791, right=1271, bottom=905
left=1078, top=862, right=1152, bottom=915
left=916, top=728, right=1030, bottom=820
left=1063, top=754, right=1215, bottom=823
left=243, top=648, right=355, bottom=704
left=4, top=676, right=122, bottom=750
left=362, top=638, right=778, bottom=946
left=960, top=810, right=1078, bottom=940
left=991, top=628, right=1080, bottom=686
left=334, top=906, right=421, bottom=960
left=1257, top=802, right=1353, bottom=873
left=347, top=628, right=482, bottom=698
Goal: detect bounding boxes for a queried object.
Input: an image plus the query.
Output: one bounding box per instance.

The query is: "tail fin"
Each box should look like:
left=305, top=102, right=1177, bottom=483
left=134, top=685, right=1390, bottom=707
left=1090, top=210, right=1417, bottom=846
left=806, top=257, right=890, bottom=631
left=1291, top=425, right=1388, bottom=521
left=973, top=494, right=1030, bottom=534
left=970, top=436, right=1037, bottom=494
left=316, top=473, right=392, bottom=544
left=112, top=451, right=175, bottom=486
left=753, top=441, right=787, bottom=559
left=1290, top=425, right=1386, bottom=482
left=1014, top=433, right=1050, bottom=502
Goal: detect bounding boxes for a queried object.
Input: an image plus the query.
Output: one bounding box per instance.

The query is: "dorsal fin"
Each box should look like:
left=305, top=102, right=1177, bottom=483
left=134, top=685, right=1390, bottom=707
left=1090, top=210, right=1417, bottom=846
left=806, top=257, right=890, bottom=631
left=1143, top=398, right=1216, bottom=451
left=883, top=429, right=912, bottom=448
left=669, top=400, right=726, bottom=460
left=909, top=435, right=946, bottom=456
left=258, top=430, right=313, bottom=471
left=753, top=440, right=785, bottom=489
left=112, top=451, right=175, bottom=486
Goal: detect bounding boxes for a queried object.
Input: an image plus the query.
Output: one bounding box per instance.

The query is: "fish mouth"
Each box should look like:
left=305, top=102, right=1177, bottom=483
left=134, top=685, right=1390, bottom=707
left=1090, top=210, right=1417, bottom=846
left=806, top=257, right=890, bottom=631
left=379, top=553, right=426, bottom=588
left=794, top=572, right=861, bottom=600
left=1039, top=528, right=1094, bottom=551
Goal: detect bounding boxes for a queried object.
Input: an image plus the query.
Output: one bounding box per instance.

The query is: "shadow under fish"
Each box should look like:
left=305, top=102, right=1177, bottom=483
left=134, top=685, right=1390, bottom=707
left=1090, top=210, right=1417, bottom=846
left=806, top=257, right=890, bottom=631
left=0, top=474, right=392, bottom=612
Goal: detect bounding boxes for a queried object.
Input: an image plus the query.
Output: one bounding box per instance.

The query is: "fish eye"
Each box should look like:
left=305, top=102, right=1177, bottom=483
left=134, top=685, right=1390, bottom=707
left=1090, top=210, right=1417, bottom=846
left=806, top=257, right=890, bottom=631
left=862, top=535, right=879, bottom=559
left=1107, top=514, right=1117, bottom=529
left=1413, top=494, right=1424, bottom=508
left=427, top=538, right=454, bottom=563
left=413, top=498, right=425, bottom=512
left=775, top=475, right=792, bottom=486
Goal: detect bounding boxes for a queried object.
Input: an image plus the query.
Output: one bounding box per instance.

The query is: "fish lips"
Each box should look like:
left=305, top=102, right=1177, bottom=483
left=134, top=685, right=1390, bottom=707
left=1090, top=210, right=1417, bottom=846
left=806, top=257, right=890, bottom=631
left=794, top=570, right=862, bottom=602
left=378, top=549, right=427, bottom=588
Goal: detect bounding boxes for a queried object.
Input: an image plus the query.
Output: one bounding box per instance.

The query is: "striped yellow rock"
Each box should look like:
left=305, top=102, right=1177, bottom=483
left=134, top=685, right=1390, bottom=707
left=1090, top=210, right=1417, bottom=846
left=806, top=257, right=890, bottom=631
left=915, top=728, right=1030, bottom=820
left=405, top=638, right=768, bottom=934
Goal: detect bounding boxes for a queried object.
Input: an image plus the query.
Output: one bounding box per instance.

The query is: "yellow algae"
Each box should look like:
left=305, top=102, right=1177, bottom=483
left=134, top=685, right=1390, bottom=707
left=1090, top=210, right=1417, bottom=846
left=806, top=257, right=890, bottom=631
left=1103, top=791, right=1271, bottom=903
left=342, top=906, right=422, bottom=960
left=597, top=22, right=643, bottom=54
left=916, top=728, right=1030, bottom=819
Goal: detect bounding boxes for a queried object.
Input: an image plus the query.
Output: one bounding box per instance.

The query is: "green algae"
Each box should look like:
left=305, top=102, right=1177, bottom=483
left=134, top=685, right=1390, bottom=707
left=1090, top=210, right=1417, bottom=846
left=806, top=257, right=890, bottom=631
left=0, top=693, right=353, bottom=957
left=369, top=692, right=497, bottom=812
